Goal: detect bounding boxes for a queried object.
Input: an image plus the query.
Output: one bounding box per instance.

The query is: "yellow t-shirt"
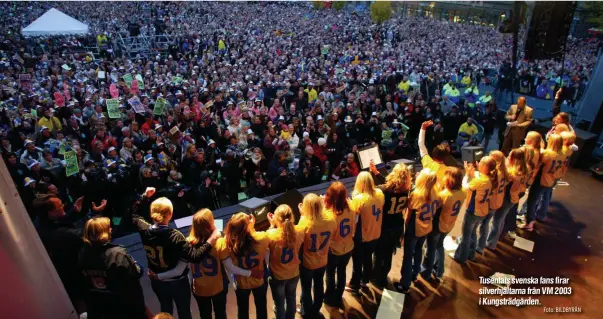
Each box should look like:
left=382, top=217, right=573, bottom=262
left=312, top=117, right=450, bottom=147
left=458, top=123, right=478, bottom=136
left=438, top=188, right=466, bottom=234
left=324, top=207, right=355, bottom=256
left=406, top=189, right=441, bottom=237
left=350, top=190, right=385, bottom=242
left=397, top=81, right=410, bottom=93
left=540, top=150, right=565, bottom=187
left=557, top=146, right=573, bottom=179
left=465, top=174, right=492, bottom=217
left=507, top=170, right=525, bottom=204
left=298, top=216, right=337, bottom=270
left=488, top=173, right=508, bottom=210
left=227, top=232, right=270, bottom=289
left=421, top=155, right=447, bottom=186
left=267, top=227, right=305, bottom=280
left=191, top=238, right=229, bottom=297
left=305, top=88, right=317, bottom=103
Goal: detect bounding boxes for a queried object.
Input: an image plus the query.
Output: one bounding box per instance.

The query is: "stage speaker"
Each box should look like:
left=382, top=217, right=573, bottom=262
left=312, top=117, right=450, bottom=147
left=128, top=23, right=141, bottom=37
left=271, top=189, right=304, bottom=225
left=239, top=197, right=271, bottom=230
left=571, top=128, right=597, bottom=168
left=524, top=1, right=577, bottom=60
left=461, top=146, right=485, bottom=164
left=587, top=100, right=603, bottom=137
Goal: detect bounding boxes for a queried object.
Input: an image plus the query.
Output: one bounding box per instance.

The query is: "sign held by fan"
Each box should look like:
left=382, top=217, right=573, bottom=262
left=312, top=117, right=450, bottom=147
left=130, top=79, right=140, bottom=95
left=53, top=92, right=65, bottom=107
left=109, top=84, right=119, bottom=98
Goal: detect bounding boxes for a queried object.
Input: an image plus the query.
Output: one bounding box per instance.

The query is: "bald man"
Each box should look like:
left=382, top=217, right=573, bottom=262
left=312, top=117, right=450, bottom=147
left=502, top=96, right=533, bottom=155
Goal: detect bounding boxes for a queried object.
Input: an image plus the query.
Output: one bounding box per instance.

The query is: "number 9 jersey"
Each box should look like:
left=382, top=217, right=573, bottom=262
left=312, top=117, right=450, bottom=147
left=437, top=188, right=467, bottom=234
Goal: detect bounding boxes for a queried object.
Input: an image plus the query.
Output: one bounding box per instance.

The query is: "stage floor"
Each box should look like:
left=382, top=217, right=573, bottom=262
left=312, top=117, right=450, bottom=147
left=122, top=167, right=602, bottom=319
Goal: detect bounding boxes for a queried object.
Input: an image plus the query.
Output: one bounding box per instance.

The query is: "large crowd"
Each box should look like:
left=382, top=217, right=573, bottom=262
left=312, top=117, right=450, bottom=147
left=0, top=2, right=598, bottom=319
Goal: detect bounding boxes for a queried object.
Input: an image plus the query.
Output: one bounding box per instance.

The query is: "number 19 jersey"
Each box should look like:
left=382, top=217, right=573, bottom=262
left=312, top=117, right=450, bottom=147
left=465, top=174, right=492, bottom=217
left=191, top=239, right=229, bottom=297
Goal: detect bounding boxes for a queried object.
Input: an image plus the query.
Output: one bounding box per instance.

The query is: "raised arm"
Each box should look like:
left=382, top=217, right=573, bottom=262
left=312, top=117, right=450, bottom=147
left=419, top=121, right=433, bottom=158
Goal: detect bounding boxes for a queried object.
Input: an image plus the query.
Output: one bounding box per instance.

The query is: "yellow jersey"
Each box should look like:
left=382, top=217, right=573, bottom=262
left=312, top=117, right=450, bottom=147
left=437, top=188, right=466, bottom=234
left=324, top=207, right=355, bottom=256
left=507, top=171, right=525, bottom=204
left=350, top=190, right=385, bottom=242
left=465, top=174, right=492, bottom=217
left=192, top=239, right=229, bottom=297
left=458, top=123, right=478, bottom=136
left=540, top=150, right=565, bottom=187
left=298, top=216, right=337, bottom=270
left=406, top=189, right=441, bottom=237
left=488, top=173, right=508, bottom=210
left=421, top=155, right=447, bottom=185
left=267, top=227, right=305, bottom=280
left=227, top=232, right=270, bottom=289
left=557, top=146, right=573, bottom=179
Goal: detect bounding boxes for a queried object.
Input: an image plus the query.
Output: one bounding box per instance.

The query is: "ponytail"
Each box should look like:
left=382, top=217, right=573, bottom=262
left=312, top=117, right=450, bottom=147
left=274, top=204, right=296, bottom=249
left=282, top=219, right=296, bottom=249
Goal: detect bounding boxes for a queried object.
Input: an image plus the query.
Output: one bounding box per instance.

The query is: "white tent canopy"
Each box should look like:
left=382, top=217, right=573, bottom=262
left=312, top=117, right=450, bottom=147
left=21, top=8, right=89, bottom=37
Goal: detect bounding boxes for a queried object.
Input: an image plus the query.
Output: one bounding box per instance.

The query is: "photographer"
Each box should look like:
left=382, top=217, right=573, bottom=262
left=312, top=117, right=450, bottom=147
left=271, top=167, right=299, bottom=194
left=221, top=149, right=243, bottom=205
left=297, top=146, right=323, bottom=187
left=332, top=153, right=360, bottom=179
left=195, top=171, right=221, bottom=211
left=248, top=171, right=271, bottom=198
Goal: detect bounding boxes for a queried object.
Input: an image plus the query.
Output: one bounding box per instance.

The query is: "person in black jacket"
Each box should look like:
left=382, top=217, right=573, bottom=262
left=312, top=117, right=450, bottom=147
left=221, top=149, right=243, bottom=205
left=369, top=161, right=412, bottom=288
left=130, top=190, right=220, bottom=319
left=480, top=107, right=497, bottom=151
left=78, top=217, right=147, bottom=319
left=35, top=195, right=86, bottom=311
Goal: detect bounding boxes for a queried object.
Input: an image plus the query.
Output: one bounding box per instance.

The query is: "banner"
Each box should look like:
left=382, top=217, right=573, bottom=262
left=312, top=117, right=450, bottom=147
left=64, top=150, right=79, bottom=177
left=53, top=92, right=65, bottom=107
left=172, top=76, right=183, bottom=85
left=123, top=73, right=134, bottom=87
left=135, top=74, right=145, bottom=89
left=106, top=99, right=120, bottom=118
left=63, top=87, right=71, bottom=101
left=98, top=71, right=106, bottom=79
left=109, top=83, right=119, bottom=98
left=130, top=78, right=140, bottom=95
left=128, top=96, right=145, bottom=114
left=19, top=74, right=31, bottom=91
left=154, top=97, right=167, bottom=115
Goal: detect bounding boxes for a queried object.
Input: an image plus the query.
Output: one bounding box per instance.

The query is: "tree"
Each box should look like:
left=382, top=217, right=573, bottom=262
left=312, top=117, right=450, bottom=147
left=333, top=1, right=346, bottom=11
left=583, top=1, right=603, bottom=29
left=371, top=1, right=392, bottom=24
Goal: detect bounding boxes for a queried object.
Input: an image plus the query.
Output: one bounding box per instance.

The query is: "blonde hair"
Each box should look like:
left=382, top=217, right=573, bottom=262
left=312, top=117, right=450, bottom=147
left=546, top=134, right=563, bottom=153
left=508, top=148, right=528, bottom=178
left=301, top=193, right=324, bottom=221
left=442, top=167, right=463, bottom=191
left=384, top=163, right=412, bottom=192
left=489, top=150, right=508, bottom=181
left=274, top=205, right=296, bottom=249
left=352, top=171, right=377, bottom=197
left=525, top=131, right=544, bottom=158
left=150, top=197, right=173, bottom=224
left=410, top=169, right=439, bottom=207
left=480, top=156, right=499, bottom=190
left=560, top=131, right=576, bottom=146
left=187, top=209, right=215, bottom=245
left=554, top=124, right=570, bottom=134
left=83, top=217, right=111, bottom=246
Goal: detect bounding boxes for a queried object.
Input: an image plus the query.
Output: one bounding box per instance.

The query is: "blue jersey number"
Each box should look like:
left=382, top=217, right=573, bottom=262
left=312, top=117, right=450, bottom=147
left=418, top=200, right=440, bottom=221
left=451, top=200, right=462, bottom=217
left=547, top=160, right=564, bottom=174
left=309, top=231, right=331, bottom=252
left=339, top=218, right=351, bottom=238
left=479, top=190, right=489, bottom=204
left=372, top=204, right=382, bottom=222
left=281, top=247, right=294, bottom=264
left=191, top=256, right=219, bottom=278
left=238, top=251, right=259, bottom=269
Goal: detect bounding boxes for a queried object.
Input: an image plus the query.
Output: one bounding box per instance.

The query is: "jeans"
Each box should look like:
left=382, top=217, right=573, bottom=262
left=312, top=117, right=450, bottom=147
left=453, top=211, right=486, bottom=264
left=421, top=229, right=447, bottom=279
left=526, top=183, right=550, bottom=223
left=193, top=290, right=227, bottom=319
left=349, top=240, right=377, bottom=290
left=150, top=276, right=192, bottom=319
left=373, top=228, right=403, bottom=286
left=269, top=276, right=299, bottom=319
left=325, top=251, right=352, bottom=306
left=235, top=284, right=268, bottom=319
left=476, top=210, right=495, bottom=253
left=482, top=132, right=493, bottom=151
left=486, top=198, right=516, bottom=250
left=299, top=265, right=326, bottom=318
left=400, top=219, right=426, bottom=290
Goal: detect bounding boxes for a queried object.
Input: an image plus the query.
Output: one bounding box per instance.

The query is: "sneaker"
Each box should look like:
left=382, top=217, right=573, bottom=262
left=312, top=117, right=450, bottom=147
left=345, top=283, right=360, bottom=295
left=393, top=281, right=410, bottom=294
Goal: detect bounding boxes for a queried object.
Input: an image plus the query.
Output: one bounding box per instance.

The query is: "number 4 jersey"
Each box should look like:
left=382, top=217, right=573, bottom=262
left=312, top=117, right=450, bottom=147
left=350, top=189, right=385, bottom=243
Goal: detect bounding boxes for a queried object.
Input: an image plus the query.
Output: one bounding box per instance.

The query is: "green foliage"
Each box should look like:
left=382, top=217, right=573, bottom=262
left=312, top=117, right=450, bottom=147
left=583, top=1, right=603, bottom=29
left=370, top=1, right=392, bottom=24
left=333, top=1, right=346, bottom=11
left=312, top=1, right=323, bottom=10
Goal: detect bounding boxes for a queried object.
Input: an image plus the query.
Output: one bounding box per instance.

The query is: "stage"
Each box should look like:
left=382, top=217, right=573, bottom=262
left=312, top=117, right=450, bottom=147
left=113, top=164, right=603, bottom=318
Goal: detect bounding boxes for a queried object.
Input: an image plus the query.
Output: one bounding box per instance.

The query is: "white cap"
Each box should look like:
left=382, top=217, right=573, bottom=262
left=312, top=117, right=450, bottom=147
left=318, top=138, right=327, bottom=146
left=107, top=146, right=116, bottom=153
left=317, top=115, right=323, bottom=121
left=371, top=112, right=378, bottom=117
left=247, top=129, right=254, bottom=135
left=303, top=132, right=310, bottom=138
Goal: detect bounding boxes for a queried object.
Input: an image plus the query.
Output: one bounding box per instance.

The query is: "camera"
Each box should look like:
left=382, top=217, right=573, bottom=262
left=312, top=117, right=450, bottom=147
left=340, top=161, right=347, bottom=169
